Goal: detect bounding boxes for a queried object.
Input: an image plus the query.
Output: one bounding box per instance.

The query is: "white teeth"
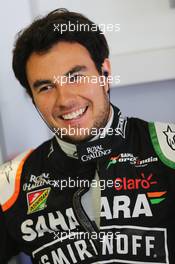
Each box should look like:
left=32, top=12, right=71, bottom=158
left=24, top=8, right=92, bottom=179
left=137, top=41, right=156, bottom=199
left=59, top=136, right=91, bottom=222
left=62, top=107, right=86, bottom=120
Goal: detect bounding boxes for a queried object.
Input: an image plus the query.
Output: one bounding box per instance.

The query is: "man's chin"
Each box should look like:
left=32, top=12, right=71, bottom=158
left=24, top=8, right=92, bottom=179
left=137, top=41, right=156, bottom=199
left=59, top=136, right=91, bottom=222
left=60, top=134, right=93, bottom=144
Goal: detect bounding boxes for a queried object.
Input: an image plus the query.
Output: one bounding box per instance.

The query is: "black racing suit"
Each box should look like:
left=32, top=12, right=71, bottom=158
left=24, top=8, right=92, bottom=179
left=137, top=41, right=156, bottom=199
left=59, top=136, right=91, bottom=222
left=0, top=105, right=175, bottom=264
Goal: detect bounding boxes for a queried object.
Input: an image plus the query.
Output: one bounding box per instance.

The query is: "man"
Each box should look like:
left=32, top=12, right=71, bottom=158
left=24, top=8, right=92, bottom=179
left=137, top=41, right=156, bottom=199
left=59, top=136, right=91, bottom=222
left=0, top=8, right=175, bottom=264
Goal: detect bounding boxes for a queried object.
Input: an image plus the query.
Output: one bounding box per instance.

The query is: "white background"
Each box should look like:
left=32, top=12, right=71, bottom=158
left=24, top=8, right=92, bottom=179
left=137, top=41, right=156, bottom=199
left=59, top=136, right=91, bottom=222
left=0, top=1, right=174, bottom=263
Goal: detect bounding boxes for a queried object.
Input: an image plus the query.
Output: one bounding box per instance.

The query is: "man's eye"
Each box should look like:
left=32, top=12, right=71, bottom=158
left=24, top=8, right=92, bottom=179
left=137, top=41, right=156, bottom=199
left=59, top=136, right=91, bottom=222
left=38, top=85, right=53, bottom=93
left=69, top=74, right=83, bottom=82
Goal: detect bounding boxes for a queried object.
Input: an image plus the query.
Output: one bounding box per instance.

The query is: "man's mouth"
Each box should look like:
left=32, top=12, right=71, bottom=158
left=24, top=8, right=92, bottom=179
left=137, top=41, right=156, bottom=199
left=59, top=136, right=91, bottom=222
left=61, top=107, right=87, bottom=120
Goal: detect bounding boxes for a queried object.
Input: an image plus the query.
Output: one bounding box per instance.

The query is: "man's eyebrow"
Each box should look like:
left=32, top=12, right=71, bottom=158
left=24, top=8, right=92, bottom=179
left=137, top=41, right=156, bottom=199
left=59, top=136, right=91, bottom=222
left=65, top=65, right=87, bottom=76
left=32, top=80, right=53, bottom=89
left=32, top=65, right=87, bottom=89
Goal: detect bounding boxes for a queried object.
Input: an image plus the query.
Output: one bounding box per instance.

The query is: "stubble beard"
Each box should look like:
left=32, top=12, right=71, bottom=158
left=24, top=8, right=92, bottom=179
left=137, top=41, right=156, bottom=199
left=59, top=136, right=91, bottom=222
left=60, top=91, right=111, bottom=144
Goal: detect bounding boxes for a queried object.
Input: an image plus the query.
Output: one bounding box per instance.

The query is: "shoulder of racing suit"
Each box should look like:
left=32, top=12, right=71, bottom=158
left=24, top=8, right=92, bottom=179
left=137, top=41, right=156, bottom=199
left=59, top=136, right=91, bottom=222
left=0, top=150, right=33, bottom=212
left=148, top=121, right=175, bottom=169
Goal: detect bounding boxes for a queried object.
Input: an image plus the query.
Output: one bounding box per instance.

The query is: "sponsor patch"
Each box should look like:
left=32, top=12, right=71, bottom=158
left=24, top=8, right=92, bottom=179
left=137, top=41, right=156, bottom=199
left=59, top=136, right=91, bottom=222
left=114, top=173, right=157, bottom=191
left=31, top=225, right=169, bottom=264
left=78, top=144, right=112, bottom=162
left=100, top=225, right=169, bottom=264
left=163, top=125, right=175, bottom=151
left=23, top=173, right=62, bottom=191
left=107, top=153, right=158, bottom=169
left=27, top=187, right=51, bottom=214
left=149, top=122, right=175, bottom=169
left=115, top=116, right=127, bottom=138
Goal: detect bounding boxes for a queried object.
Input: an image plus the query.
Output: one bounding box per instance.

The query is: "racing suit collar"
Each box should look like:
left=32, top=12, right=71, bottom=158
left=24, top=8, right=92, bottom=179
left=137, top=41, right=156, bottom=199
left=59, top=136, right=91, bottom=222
left=76, top=104, right=123, bottom=163
left=49, top=104, right=126, bottom=175
left=53, top=104, right=127, bottom=164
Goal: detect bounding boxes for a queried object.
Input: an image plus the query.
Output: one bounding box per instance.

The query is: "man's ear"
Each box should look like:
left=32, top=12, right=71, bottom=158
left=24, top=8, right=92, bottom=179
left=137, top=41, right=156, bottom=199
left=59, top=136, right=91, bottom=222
left=101, top=58, right=111, bottom=93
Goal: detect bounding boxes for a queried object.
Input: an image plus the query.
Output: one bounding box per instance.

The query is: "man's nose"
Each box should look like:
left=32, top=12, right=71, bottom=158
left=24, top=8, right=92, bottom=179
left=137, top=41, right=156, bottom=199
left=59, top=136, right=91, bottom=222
left=54, top=83, right=76, bottom=106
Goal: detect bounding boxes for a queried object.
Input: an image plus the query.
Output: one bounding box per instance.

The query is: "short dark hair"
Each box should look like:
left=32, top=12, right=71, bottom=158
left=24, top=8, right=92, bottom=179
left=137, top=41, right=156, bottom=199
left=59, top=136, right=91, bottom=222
left=12, top=8, right=109, bottom=97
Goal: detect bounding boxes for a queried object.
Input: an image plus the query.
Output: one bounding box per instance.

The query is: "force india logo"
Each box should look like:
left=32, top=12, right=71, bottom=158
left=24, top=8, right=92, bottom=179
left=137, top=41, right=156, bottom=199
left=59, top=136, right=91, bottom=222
left=27, top=187, right=51, bottom=214
left=107, top=153, right=158, bottom=169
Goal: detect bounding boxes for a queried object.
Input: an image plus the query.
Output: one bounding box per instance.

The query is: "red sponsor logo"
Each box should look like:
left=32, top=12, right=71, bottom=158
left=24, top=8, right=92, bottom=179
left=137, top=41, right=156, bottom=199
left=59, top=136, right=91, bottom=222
left=114, top=173, right=157, bottom=191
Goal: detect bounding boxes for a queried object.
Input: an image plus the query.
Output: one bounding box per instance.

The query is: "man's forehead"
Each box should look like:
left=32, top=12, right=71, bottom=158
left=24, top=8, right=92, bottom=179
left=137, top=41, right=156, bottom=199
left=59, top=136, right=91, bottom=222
left=28, top=42, right=92, bottom=67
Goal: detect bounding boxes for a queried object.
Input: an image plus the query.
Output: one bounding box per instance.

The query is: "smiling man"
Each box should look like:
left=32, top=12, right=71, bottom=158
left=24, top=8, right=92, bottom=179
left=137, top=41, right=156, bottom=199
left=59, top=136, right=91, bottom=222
left=0, top=8, right=175, bottom=264
left=26, top=41, right=111, bottom=143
